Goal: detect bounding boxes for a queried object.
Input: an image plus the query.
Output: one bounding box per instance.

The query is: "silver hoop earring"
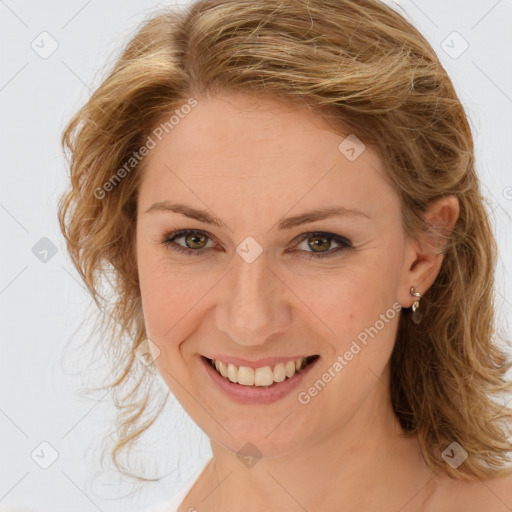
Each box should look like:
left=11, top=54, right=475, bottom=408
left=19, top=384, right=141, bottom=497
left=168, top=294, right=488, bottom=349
left=410, top=286, right=423, bottom=324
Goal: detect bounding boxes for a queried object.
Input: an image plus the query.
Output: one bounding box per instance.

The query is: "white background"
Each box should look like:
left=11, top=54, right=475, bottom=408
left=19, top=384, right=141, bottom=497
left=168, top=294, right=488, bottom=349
left=1, top=0, right=511, bottom=511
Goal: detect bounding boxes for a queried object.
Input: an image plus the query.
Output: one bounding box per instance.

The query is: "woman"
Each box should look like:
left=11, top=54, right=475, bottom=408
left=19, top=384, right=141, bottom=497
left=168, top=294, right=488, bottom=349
left=57, top=0, right=512, bottom=510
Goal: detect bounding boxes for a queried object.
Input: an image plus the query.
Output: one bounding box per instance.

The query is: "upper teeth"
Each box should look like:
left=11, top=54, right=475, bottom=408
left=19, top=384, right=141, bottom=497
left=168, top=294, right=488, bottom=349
left=212, top=357, right=306, bottom=387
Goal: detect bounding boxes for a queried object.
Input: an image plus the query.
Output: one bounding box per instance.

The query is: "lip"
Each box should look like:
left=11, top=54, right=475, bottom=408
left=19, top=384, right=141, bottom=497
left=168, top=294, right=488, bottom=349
left=199, top=354, right=320, bottom=404
left=203, top=354, right=314, bottom=368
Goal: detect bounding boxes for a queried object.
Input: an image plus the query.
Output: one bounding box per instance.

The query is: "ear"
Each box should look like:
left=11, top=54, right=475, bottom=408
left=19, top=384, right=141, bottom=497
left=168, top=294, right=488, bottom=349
left=398, top=195, right=460, bottom=308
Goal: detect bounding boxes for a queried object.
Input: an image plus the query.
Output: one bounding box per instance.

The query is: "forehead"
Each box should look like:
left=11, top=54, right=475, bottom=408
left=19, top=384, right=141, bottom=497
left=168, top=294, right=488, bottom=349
left=137, top=93, right=398, bottom=220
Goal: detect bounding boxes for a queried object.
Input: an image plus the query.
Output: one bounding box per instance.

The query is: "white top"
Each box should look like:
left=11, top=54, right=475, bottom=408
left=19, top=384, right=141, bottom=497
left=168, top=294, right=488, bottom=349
left=145, top=459, right=212, bottom=512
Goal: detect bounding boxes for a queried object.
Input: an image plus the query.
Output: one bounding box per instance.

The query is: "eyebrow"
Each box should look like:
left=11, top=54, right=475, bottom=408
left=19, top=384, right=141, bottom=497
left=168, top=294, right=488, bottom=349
left=144, top=201, right=370, bottom=230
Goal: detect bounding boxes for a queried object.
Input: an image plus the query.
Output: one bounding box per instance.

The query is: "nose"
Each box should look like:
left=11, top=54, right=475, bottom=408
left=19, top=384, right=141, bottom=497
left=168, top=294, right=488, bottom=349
left=215, top=251, right=292, bottom=347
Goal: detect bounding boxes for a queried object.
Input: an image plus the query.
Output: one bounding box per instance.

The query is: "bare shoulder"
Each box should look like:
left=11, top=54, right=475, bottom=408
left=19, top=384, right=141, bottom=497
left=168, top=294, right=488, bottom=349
left=428, top=472, right=512, bottom=511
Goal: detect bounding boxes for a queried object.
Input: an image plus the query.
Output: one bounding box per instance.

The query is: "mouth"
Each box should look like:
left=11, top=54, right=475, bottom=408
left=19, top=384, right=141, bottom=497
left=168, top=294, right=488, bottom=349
left=201, top=354, right=320, bottom=388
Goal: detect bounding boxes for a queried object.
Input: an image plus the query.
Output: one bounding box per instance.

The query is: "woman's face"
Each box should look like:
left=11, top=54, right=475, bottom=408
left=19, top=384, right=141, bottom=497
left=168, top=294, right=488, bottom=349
left=135, top=92, right=416, bottom=457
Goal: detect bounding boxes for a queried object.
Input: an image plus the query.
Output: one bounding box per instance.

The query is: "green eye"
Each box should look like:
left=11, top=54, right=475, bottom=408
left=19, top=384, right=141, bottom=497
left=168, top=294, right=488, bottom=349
left=162, top=229, right=213, bottom=255
left=293, top=231, right=353, bottom=259
left=161, top=229, right=353, bottom=259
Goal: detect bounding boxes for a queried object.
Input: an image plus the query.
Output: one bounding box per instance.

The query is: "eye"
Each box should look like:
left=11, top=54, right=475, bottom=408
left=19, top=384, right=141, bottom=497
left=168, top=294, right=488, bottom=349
left=292, top=231, right=353, bottom=259
left=161, top=229, right=216, bottom=256
left=160, top=229, right=352, bottom=259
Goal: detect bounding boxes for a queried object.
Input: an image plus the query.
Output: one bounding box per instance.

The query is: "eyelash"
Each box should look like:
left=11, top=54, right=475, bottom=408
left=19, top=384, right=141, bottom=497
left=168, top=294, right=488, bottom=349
left=159, top=229, right=353, bottom=259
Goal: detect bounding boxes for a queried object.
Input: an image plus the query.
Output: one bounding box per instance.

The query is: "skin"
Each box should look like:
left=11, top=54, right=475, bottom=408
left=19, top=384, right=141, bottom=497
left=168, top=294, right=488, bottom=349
left=135, top=92, right=512, bottom=511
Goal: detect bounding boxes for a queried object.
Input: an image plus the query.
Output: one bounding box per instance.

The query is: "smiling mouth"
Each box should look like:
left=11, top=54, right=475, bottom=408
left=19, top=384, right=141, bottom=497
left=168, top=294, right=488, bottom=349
left=202, top=355, right=320, bottom=387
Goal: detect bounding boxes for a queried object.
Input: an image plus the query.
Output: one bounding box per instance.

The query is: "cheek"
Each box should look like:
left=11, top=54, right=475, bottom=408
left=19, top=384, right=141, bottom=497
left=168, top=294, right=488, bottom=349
left=139, top=278, right=190, bottom=345
left=137, top=246, right=183, bottom=341
left=301, top=257, right=402, bottom=403
left=136, top=248, right=217, bottom=355
left=300, top=265, right=394, bottom=343
left=299, top=273, right=400, bottom=422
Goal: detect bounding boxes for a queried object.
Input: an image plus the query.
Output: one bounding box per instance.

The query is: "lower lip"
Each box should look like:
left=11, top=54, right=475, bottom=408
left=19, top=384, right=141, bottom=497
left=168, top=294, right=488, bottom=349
left=200, top=355, right=319, bottom=404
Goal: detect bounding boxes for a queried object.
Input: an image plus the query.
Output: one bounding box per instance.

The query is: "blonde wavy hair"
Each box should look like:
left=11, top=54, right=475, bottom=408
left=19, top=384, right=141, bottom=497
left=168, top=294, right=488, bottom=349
left=57, top=0, right=512, bottom=482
